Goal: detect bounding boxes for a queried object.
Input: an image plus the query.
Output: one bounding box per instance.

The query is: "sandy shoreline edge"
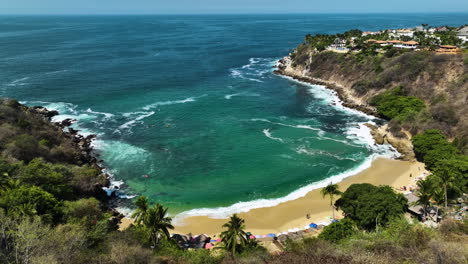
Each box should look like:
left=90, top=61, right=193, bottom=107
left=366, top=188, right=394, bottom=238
left=167, top=157, right=425, bottom=236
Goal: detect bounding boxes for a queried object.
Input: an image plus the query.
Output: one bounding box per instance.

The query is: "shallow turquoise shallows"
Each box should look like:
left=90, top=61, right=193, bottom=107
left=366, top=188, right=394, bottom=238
left=1, top=14, right=466, bottom=216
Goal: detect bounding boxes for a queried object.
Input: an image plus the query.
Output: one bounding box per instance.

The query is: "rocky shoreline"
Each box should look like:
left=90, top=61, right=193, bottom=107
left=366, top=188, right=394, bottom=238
left=274, top=56, right=415, bottom=161
left=30, top=105, right=128, bottom=212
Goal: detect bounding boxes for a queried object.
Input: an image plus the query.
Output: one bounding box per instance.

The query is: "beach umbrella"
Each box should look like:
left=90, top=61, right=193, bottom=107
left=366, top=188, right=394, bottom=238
left=267, top=233, right=276, bottom=238
left=332, top=219, right=339, bottom=223
left=309, top=223, right=318, bottom=228
left=204, top=243, right=214, bottom=249
left=249, top=235, right=256, bottom=239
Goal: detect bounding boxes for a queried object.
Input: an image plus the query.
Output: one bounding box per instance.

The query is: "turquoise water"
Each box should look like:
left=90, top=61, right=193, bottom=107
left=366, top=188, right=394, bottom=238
left=1, top=14, right=466, bottom=216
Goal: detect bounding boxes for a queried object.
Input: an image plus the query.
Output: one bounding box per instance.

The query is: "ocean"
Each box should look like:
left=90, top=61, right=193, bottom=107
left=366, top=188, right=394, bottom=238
left=1, top=14, right=466, bottom=217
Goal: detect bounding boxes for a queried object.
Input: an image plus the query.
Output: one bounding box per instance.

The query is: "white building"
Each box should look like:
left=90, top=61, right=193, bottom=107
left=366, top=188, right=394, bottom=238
left=457, top=26, right=468, bottom=42
left=389, top=29, right=414, bottom=38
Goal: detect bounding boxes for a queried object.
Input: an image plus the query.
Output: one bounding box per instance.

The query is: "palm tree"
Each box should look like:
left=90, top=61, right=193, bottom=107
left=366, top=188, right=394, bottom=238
left=142, top=203, right=174, bottom=248
left=414, top=179, right=433, bottom=218
left=220, top=214, right=248, bottom=255
left=321, top=183, right=342, bottom=219
left=131, top=196, right=149, bottom=225
left=434, top=164, right=456, bottom=209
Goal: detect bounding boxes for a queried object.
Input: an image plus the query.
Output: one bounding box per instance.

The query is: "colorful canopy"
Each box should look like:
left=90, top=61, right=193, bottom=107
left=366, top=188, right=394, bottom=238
left=204, top=243, right=214, bottom=249
left=309, top=223, right=318, bottom=228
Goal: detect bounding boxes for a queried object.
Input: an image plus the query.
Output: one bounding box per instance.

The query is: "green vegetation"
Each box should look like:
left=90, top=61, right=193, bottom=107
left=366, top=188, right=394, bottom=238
left=335, top=184, right=407, bottom=230
left=220, top=214, right=249, bottom=254
left=318, top=218, right=356, bottom=243
left=412, top=129, right=468, bottom=205
left=282, top=218, right=467, bottom=264
left=0, top=98, right=467, bottom=263
left=320, top=183, right=341, bottom=219
left=370, top=86, right=426, bottom=121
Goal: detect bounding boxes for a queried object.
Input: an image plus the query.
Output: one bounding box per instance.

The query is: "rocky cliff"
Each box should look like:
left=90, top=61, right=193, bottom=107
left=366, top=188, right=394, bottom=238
left=275, top=49, right=468, bottom=157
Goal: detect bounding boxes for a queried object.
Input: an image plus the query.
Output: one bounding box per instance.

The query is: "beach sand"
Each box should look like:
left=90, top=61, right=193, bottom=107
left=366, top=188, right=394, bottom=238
left=171, top=157, right=426, bottom=236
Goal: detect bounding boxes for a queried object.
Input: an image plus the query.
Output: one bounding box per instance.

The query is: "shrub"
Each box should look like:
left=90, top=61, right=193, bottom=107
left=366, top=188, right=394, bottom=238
left=5, top=134, right=40, bottom=162
left=335, top=184, right=407, bottom=230
left=18, top=158, right=72, bottom=199
left=63, top=198, right=103, bottom=226
left=318, top=218, right=356, bottom=243
left=0, top=185, right=61, bottom=223
left=412, top=129, right=459, bottom=168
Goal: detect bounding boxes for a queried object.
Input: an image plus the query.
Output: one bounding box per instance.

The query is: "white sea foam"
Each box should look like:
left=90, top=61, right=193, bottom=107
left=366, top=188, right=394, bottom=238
left=224, top=92, right=260, bottom=100
left=86, top=108, right=114, bottom=119
left=173, top=152, right=388, bottom=223
left=97, top=140, right=150, bottom=199
left=142, top=96, right=201, bottom=111
left=262, top=129, right=284, bottom=142
left=278, top=75, right=375, bottom=119
left=229, top=57, right=278, bottom=83
left=251, top=118, right=322, bottom=132
left=295, top=146, right=358, bottom=162
left=6, top=77, right=30, bottom=86
left=119, top=111, right=155, bottom=130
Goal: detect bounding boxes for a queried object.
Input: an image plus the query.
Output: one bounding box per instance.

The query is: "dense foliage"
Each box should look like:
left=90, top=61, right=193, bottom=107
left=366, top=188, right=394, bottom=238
left=318, top=218, right=356, bottom=243
left=370, top=86, right=426, bottom=120
left=335, top=184, right=407, bottom=230
left=412, top=129, right=468, bottom=202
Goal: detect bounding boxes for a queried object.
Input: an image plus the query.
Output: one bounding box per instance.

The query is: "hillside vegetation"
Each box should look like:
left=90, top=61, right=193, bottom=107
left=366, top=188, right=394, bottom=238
left=0, top=99, right=467, bottom=263
left=286, top=48, right=468, bottom=154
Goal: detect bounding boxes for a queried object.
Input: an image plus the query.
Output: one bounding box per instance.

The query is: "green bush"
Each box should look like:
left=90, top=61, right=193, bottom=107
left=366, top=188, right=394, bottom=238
left=371, top=87, right=425, bottom=121
left=0, top=185, right=61, bottom=223
left=18, top=158, right=72, bottom=199
left=412, top=129, right=459, bottom=168
left=63, top=198, right=103, bottom=226
left=335, top=184, right=407, bottom=230
left=318, top=218, right=356, bottom=243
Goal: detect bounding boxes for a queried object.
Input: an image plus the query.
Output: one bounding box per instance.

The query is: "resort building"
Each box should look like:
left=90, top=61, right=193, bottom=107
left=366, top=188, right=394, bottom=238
left=389, top=29, right=414, bottom=38
left=362, top=31, right=381, bottom=36
left=397, top=41, right=419, bottom=49
left=367, top=39, right=419, bottom=49
left=435, top=26, right=448, bottom=32
left=457, top=26, right=468, bottom=42
left=327, top=38, right=349, bottom=52
left=436, top=45, right=462, bottom=54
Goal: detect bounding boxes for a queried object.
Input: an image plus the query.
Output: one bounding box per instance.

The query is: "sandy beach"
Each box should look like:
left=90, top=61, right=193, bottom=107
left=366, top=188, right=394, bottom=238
left=169, top=157, right=426, bottom=236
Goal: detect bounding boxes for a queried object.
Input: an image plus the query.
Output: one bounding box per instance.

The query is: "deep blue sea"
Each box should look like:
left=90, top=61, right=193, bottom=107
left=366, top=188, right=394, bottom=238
left=1, top=14, right=466, bottom=216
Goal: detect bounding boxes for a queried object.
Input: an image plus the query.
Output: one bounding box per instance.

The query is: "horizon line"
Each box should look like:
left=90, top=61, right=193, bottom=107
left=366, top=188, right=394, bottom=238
left=1, top=11, right=468, bottom=16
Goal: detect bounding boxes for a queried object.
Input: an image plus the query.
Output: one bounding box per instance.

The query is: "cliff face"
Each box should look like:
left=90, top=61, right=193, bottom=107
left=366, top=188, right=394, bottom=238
left=276, top=49, right=468, bottom=155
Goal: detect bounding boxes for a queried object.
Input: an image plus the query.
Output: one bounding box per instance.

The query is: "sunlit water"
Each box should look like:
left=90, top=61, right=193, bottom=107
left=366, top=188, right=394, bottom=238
left=1, top=14, right=466, bottom=216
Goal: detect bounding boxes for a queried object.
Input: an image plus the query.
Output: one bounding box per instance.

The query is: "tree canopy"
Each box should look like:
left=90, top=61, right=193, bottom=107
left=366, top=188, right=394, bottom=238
left=335, top=184, right=407, bottom=230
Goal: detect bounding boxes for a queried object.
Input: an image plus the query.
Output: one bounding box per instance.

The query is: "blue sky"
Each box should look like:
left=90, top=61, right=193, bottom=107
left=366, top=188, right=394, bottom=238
left=1, top=0, right=468, bottom=14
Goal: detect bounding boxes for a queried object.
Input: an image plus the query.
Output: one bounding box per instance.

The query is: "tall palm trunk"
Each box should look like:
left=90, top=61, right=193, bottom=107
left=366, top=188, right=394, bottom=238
left=444, top=184, right=448, bottom=209
left=330, top=195, right=335, bottom=219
